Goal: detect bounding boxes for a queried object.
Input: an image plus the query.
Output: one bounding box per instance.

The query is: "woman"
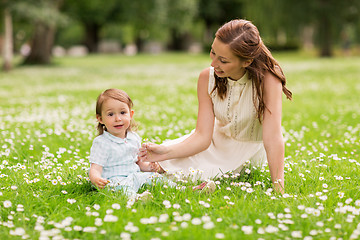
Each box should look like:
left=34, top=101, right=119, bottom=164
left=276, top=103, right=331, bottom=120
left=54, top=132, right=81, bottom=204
left=138, top=19, right=292, bottom=192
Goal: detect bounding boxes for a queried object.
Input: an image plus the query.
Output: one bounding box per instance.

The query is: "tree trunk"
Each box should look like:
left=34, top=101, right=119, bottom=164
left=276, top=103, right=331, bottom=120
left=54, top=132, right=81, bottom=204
left=2, top=7, right=13, bottom=71
left=23, top=22, right=55, bottom=64
left=203, top=22, right=215, bottom=52
left=168, top=29, right=181, bottom=51
left=23, top=0, right=63, bottom=65
left=84, top=23, right=100, bottom=53
left=301, top=25, right=315, bottom=51
left=318, top=0, right=332, bottom=57
left=318, top=16, right=332, bottom=57
left=135, top=36, right=145, bottom=52
left=168, top=29, right=192, bottom=51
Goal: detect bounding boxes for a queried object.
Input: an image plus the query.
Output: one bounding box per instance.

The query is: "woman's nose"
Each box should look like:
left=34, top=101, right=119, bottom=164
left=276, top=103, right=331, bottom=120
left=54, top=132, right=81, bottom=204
left=210, top=59, right=217, bottom=68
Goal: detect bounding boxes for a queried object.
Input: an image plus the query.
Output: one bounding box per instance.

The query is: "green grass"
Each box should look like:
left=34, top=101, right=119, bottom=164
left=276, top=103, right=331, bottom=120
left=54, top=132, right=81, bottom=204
left=0, top=52, right=359, bottom=239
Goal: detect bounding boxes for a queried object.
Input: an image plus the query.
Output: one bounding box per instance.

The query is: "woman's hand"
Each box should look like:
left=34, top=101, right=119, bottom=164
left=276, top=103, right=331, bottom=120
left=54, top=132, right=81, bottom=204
left=273, top=180, right=284, bottom=194
left=138, top=142, right=169, bottom=162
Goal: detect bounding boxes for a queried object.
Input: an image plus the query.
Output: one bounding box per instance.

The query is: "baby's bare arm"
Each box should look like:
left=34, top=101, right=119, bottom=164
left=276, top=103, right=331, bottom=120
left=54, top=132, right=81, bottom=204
left=89, top=163, right=109, bottom=188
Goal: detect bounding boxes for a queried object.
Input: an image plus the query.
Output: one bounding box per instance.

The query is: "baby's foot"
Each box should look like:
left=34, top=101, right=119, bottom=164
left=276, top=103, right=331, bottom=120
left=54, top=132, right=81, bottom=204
left=192, top=181, right=207, bottom=190
left=193, top=181, right=216, bottom=194
left=137, top=191, right=153, bottom=201
left=201, top=181, right=216, bottom=194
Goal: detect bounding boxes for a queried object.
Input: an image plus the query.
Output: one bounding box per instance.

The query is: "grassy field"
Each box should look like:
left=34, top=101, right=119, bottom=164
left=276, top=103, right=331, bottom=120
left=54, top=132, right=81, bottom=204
left=0, top=52, right=359, bottom=239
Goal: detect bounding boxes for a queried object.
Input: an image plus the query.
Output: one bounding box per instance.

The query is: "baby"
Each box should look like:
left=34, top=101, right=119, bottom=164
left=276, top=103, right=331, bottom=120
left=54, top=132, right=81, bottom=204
left=88, top=88, right=167, bottom=198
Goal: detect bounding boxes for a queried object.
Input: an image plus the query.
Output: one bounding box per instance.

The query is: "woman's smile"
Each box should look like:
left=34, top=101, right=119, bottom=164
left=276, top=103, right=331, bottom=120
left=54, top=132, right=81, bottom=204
left=214, top=68, right=225, bottom=75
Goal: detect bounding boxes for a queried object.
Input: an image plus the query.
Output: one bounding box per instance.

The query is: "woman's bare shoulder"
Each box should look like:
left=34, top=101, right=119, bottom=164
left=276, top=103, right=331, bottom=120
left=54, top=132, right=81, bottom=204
left=263, top=71, right=283, bottom=94
left=198, top=67, right=211, bottom=84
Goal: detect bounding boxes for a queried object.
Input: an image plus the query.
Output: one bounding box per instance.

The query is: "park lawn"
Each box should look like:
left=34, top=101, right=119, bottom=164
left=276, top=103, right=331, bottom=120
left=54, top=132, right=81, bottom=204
left=0, top=52, right=359, bottom=239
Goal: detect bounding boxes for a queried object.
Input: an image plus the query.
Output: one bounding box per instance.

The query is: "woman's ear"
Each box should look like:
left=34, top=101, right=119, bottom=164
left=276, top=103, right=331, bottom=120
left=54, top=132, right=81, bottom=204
left=242, top=59, right=253, bottom=68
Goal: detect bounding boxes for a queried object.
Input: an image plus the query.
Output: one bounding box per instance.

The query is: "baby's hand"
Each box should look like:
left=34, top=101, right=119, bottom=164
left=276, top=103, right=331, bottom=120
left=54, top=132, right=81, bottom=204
left=137, top=161, right=164, bottom=173
left=136, top=160, right=150, bottom=171
left=92, top=177, right=109, bottom=189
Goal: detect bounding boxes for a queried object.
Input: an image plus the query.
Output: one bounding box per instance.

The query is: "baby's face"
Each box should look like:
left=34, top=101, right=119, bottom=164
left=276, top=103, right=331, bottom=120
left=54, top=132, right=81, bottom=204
left=97, top=98, right=133, bottom=138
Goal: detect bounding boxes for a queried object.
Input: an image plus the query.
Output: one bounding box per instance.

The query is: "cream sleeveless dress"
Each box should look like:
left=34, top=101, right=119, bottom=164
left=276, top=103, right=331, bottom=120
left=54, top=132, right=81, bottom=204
left=158, top=67, right=267, bottom=180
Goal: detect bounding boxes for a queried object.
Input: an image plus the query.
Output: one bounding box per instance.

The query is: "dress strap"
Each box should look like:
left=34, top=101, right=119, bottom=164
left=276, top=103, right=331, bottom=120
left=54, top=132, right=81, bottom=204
left=208, top=67, right=215, bottom=95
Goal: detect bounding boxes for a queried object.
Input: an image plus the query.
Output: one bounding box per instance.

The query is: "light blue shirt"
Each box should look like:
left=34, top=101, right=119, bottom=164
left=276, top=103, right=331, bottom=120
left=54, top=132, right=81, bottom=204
left=89, top=131, right=141, bottom=179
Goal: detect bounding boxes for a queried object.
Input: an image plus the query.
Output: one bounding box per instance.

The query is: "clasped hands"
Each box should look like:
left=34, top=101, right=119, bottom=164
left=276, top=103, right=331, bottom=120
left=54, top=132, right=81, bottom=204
left=138, top=142, right=168, bottom=163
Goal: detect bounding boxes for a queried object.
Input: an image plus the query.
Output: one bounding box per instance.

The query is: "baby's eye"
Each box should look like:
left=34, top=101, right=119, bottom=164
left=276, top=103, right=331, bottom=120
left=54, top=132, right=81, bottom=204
left=121, top=111, right=126, bottom=115
left=108, top=113, right=113, bottom=117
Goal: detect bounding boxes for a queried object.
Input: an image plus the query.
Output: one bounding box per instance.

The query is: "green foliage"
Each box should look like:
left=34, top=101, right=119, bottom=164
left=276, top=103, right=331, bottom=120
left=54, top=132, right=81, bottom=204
left=12, top=0, right=68, bottom=27
left=6, top=0, right=360, bottom=58
left=162, top=0, right=199, bottom=33
left=198, top=0, right=244, bottom=25
left=63, top=0, right=123, bottom=25
left=55, top=22, right=84, bottom=48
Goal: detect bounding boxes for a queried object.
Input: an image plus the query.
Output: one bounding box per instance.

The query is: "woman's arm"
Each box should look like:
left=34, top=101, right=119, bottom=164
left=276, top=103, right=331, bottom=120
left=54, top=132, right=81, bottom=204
left=89, top=163, right=109, bottom=189
left=139, top=68, right=215, bottom=162
left=262, top=71, right=285, bottom=193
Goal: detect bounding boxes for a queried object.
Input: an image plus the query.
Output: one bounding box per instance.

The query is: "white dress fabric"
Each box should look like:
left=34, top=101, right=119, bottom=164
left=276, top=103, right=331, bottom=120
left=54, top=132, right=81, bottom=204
left=159, top=67, right=267, bottom=180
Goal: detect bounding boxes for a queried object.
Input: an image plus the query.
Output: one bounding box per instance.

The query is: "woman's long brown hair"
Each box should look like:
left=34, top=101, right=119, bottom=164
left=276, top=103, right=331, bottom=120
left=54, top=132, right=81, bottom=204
left=213, top=19, right=292, bottom=120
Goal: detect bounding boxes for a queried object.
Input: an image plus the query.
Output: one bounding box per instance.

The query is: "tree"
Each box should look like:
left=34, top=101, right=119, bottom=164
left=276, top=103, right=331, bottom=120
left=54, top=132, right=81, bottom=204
left=115, top=0, right=200, bottom=52
left=197, top=0, right=244, bottom=50
left=2, top=5, right=13, bottom=71
left=63, top=0, right=124, bottom=53
left=233, top=0, right=360, bottom=57
left=279, top=0, right=360, bottom=57
left=112, top=0, right=156, bottom=52
left=163, top=0, right=199, bottom=51
left=116, top=0, right=169, bottom=52
left=13, top=0, right=67, bottom=64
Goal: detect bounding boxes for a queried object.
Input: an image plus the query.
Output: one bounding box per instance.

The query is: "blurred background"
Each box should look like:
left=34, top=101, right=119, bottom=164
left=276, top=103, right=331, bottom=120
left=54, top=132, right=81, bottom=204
left=1, top=0, right=360, bottom=70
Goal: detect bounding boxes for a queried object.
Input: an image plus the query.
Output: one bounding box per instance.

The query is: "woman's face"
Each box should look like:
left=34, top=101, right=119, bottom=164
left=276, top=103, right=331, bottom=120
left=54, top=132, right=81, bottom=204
left=210, top=38, right=249, bottom=80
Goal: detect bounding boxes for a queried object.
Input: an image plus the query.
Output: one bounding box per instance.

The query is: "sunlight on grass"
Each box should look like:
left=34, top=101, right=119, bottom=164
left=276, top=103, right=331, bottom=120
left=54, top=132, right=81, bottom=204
left=0, top=53, right=359, bottom=239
